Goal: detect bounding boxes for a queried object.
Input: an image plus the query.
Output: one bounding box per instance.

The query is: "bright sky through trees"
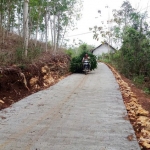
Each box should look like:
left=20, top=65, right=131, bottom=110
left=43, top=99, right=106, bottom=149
left=66, top=0, right=150, bottom=47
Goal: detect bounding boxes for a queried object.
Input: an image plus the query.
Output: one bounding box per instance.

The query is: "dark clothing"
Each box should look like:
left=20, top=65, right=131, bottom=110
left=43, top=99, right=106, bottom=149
left=82, top=57, right=91, bottom=70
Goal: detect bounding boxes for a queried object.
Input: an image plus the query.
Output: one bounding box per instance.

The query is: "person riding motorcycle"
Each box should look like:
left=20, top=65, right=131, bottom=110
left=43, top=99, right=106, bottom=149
left=82, top=53, right=91, bottom=71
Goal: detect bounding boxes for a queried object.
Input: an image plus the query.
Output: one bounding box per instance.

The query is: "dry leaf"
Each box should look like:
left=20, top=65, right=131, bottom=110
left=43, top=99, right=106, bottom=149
left=140, top=141, right=150, bottom=148
left=136, top=107, right=149, bottom=116
left=145, top=123, right=150, bottom=131
left=0, top=116, right=6, bottom=119
left=0, top=100, right=4, bottom=104
left=123, top=115, right=129, bottom=120
left=127, top=134, right=134, bottom=141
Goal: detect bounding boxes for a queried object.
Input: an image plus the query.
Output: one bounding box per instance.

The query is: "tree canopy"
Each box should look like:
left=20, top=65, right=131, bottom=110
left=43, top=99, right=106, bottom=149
left=92, top=1, right=150, bottom=96
left=0, top=0, right=82, bottom=55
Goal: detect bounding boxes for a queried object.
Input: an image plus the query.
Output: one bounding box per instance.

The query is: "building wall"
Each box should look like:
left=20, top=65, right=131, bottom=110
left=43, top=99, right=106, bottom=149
left=93, top=44, right=115, bottom=57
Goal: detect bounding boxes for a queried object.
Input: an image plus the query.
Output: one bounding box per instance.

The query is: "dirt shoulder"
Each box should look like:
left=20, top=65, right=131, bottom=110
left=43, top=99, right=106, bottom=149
left=121, top=76, right=150, bottom=113
left=0, top=52, right=71, bottom=110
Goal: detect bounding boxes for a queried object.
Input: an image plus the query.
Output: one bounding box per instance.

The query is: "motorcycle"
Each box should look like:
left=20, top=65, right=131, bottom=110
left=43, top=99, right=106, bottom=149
left=83, top=60, right=90, bottom=75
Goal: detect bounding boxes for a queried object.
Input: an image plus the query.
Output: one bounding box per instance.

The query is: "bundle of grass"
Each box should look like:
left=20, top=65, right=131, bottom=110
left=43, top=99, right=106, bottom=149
left=70, top=51, right=97, bottom=73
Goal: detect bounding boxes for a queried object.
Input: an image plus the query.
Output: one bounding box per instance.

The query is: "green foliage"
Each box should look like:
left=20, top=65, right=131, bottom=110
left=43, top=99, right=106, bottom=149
left=15, top=47, right=24, bottom=62
left=119, top=26, right=150, bottom=78
left=14, top=46, right=42, bottom=63
left=70, top=44, right=97, bottom=73
left=70, top=55, right=83, bottom=73
left=78, top=44, right=87, bottom=51
left=27, top=47, right=41, bottom=60
left=0, top=0, right=83, bottom=50
left=18, top=64, right=26, bottom=70
left=65, top=48, right=76, bottom=58
left=66, top=43, right=95, bottom=58
left=133, top=75, right=144, bottom=86
left=78, top=43, right=94, bottom=53
left=143, top=87, right=150, bottom=94
left=98, top=53, right=111, bottom=63
left=93, top=0, right=150, bottom=94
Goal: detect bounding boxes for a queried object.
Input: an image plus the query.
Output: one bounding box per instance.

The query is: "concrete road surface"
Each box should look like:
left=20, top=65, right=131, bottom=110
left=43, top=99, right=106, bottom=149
left=0, top=63, right=140, bottom=150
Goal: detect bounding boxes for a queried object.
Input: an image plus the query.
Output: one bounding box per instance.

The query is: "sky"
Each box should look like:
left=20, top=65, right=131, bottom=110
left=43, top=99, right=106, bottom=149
left=66, top=0, right=150, bottom=48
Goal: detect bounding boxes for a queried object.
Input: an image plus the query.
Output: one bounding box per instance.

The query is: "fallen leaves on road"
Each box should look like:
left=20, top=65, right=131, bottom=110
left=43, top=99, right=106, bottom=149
left=107, top=64, right=150, bottom=150
left=0, top=116, right=6, bottom=119
left=127, top=134, right=134, bottom=141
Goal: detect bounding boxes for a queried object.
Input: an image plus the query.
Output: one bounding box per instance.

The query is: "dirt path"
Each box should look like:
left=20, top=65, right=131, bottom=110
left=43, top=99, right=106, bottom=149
left=0, top=63, right=140, bottom=150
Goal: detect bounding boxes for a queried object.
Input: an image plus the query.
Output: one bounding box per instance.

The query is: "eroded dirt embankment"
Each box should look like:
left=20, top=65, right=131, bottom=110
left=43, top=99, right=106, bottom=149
left=107, top=64, right=150, bottom=150
left=0, top=53, right=71, bottom=110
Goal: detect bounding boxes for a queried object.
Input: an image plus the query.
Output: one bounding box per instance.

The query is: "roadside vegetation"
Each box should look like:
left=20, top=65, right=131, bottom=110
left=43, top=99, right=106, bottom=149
left=0, top=0, right=83, bottom=110
left=90, top=1, right=150, bottom=149
left=0, top=0, right=82, bottom=62
left=91, top=0, right=150, bottom=94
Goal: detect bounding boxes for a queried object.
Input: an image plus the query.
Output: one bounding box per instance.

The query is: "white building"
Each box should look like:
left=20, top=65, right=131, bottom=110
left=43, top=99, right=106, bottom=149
left=92, top=42, right=116, bottom=57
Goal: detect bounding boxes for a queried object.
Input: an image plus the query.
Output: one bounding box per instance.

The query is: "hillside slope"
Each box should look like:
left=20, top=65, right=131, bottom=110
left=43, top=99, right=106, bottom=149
left=0, top=32, right=71, bottom=110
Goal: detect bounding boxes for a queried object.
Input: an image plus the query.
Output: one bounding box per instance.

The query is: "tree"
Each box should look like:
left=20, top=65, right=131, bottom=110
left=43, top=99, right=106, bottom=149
left=0, top=0, right=83, bottom=56
left=48, top=0, right=82, bottom=51
left=97, top=1, right=150, bottom=82
left=23, top=0, right=29, bottom=57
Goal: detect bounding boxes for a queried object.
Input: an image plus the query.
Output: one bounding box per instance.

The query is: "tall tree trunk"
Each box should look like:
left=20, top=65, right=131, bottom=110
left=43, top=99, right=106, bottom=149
left=35, top=25, right=38, bottom=46
left=23, top=0, right=29, bottom=57
left=0, top=0, right=2, bottom=28
left=34, top=2, right=44, bottom=47
left=28, top=16, right=33, bottom=40
left=49, top=16, right=54, bottom=47
left=6, top=0, right=11, bottom=36
left=40, top=31, right=44, bottom=42
left=60, top=25, right=67, bottom=47
left=60, top=13, right=72, bottom=47
left=35, top=8, right=41, bottom=47
left=45, top=10, right=48, bottom=52
left=0, top=0, right=4, bottom=49
left=140, top=17, right=143, bottom=34
left=17, top=12, right=21, bottom=36
left=18, top=0, right=23, bottom=37
left=53, top=14, right=56, bottom=52
left=56, top=13, right=60, bottom=50
left=11, top=21, right=14, bottom=33
left=2, top=12, right=6, bottom=44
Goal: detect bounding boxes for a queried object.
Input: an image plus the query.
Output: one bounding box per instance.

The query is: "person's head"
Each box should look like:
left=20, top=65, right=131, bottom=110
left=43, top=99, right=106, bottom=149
left=85, top=53, right=88, bottom=57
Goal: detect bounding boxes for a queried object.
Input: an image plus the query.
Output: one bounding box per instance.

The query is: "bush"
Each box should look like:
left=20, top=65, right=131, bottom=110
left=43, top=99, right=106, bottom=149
left=65, top=48, right=76, bottom=58
left=143, top=87, right=150, bottom=94
left=133, top=75, right=144, bottom=87
left=70, top=51, right=97, bottom=73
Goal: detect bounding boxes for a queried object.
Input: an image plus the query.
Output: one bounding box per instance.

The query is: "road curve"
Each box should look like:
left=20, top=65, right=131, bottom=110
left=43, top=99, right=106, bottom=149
left=0, top=63, right=140, bottom=150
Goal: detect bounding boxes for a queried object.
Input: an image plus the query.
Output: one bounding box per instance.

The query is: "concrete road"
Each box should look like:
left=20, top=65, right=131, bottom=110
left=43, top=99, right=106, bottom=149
left=0, top=63, right=140, bottom=150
